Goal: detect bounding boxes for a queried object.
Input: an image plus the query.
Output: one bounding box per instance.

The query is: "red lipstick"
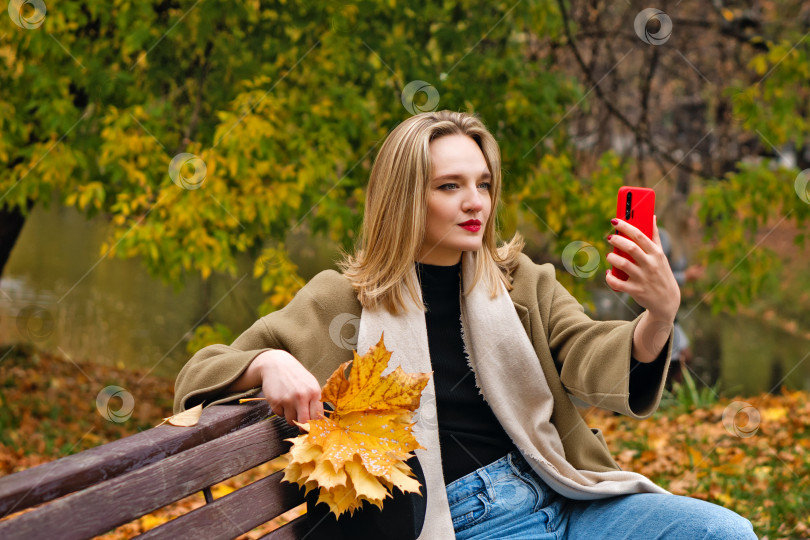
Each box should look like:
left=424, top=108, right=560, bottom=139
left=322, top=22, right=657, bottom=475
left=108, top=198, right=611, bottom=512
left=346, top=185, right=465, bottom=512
left=459, top=219, right=481, bottom=232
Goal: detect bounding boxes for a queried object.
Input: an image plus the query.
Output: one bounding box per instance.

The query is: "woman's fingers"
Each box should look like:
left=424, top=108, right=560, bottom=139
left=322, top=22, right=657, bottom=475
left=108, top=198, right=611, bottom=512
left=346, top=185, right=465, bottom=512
left=258, top=352, right=325, bottom=428
left=267, top=398, right=283, bottom=419
left=284, top=405, right=297, bottom=427
left=606, top=251, right=640, bottom=281
left=268, top=397, right=297, bottom=427
left=608, top=233, right=647, bottom=263
left=612, top=218, right=658, bottom=256
left=309, top=399, right=324, bottom=422
left=651, top=215, right=661, bottom=248
left=296, top=396, right=313, bottom=424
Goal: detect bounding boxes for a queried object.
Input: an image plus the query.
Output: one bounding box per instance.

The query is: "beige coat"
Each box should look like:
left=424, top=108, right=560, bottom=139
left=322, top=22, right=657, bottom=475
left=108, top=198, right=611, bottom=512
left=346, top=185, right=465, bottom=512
left=174, top=251, right=673, bottom=476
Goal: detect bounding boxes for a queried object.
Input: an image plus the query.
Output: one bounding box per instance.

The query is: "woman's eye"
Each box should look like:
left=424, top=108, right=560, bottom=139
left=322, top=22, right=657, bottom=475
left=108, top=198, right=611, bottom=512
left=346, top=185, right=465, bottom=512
left=439, top=182, right=491, bottom=190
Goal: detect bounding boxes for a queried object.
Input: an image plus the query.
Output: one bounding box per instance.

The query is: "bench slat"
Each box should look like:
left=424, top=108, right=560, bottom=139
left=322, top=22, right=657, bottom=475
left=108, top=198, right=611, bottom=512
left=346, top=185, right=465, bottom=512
left=134, top=470, right=305, bottom=539
left=0, top=415, right=297, bottom=540
left=260, top=514, right=310, bottom=540
left=0, top=402, right=275, bottom=517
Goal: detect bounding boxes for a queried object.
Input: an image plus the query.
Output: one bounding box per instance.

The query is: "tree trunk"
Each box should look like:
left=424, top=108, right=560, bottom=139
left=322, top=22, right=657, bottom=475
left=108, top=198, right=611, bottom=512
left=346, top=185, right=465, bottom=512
left=0, top=199, right=34, bottom=278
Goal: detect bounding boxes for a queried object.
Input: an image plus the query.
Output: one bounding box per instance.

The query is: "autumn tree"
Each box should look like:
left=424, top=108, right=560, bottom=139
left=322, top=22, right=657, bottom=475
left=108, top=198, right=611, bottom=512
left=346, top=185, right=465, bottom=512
left=1, top=0, right=808, bottom=349
left=546, top=0, right=810, bottom=312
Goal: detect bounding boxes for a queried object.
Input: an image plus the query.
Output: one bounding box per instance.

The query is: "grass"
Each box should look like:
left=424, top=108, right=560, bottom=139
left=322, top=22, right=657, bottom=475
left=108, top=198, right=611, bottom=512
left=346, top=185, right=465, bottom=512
left=658, top=361, right=728, bottom=414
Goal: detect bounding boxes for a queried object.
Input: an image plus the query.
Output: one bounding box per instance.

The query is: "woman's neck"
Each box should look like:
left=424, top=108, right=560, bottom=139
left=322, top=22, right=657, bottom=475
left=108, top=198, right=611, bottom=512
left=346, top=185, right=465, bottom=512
left=415, top=259, right=461, bottom=289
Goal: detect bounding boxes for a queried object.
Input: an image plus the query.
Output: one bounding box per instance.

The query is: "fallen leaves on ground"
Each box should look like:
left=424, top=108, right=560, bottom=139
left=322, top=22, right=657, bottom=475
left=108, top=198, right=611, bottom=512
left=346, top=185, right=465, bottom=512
left=0, top=343, right=176, bottom=474
left=581, top=387, right=810, bottom=539
left=0, top=343, right=301, bottom=538
left=2, top=342, right=808, bottom=539
left=282, top=333, right=430, bottom=517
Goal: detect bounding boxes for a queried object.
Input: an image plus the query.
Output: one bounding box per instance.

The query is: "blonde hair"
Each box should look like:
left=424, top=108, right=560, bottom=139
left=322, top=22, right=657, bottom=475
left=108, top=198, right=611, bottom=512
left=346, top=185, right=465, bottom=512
left=336, top=110, right=525, bottom=315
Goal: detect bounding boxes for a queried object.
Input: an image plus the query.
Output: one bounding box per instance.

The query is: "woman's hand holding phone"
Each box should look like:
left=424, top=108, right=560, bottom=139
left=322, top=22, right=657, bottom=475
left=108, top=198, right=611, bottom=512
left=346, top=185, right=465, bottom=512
left=605, top=214, right=681, bottom=322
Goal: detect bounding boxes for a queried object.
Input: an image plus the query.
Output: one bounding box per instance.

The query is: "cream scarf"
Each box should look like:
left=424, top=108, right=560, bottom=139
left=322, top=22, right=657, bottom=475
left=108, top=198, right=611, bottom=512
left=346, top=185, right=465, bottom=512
left=356, top=251, right=671, bottom=539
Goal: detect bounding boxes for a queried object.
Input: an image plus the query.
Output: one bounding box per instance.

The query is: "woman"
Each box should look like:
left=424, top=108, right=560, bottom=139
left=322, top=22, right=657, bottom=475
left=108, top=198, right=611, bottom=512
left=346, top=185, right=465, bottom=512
left=174, top=110, right=756, bottom=539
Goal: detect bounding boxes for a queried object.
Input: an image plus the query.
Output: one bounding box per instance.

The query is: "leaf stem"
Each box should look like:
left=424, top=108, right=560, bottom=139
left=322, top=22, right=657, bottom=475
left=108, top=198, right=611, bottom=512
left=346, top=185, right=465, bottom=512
left=238, top=398, right=334, bottom=418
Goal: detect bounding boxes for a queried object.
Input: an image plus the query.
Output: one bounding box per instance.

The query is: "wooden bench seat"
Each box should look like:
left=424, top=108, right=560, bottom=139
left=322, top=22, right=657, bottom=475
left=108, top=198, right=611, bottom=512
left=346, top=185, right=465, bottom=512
left=0, top=402, right=310, bottom=539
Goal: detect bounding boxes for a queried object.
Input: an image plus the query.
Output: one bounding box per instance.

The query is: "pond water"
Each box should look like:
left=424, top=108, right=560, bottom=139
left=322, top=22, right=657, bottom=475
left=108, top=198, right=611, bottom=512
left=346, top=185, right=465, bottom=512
left=0, top=201, right=334, bottom=380
left=2, top=201, right=809, bottom=395
left=589, top=288, right=810, bottom=397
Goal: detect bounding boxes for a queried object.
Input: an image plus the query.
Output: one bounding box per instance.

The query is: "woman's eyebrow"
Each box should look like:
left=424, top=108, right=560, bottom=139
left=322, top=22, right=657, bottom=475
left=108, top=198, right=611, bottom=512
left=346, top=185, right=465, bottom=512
left=432, top=171, right=492, bottom=182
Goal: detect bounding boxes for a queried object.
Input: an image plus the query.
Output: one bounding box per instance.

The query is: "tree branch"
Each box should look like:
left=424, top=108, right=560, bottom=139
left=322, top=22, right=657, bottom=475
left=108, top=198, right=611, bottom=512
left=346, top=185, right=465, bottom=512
left=556, top=0, right=714, bottom=180
left=178, top=40, right=215, bottom=154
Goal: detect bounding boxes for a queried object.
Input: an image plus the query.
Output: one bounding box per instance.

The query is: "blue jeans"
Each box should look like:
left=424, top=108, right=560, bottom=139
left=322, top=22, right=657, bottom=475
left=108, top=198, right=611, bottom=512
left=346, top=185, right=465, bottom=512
left=445, top=450, right=757, bottom=539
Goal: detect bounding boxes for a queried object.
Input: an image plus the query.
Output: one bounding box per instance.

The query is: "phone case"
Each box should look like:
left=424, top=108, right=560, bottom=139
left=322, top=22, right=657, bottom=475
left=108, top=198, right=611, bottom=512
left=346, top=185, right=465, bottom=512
left=610, top=186, right=655, bottom=282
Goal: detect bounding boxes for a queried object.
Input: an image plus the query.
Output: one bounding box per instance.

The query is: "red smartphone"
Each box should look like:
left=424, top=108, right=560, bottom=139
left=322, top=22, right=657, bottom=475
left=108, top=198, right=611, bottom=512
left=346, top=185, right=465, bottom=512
left=610, top=186, right=655, bottom=282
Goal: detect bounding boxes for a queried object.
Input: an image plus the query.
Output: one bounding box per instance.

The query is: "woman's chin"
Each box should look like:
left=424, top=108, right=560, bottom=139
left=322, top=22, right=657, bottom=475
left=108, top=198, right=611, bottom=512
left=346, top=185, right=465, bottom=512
left=447, top=243, right=482, bottom=258
left=460, top=238, right=483, bottom=250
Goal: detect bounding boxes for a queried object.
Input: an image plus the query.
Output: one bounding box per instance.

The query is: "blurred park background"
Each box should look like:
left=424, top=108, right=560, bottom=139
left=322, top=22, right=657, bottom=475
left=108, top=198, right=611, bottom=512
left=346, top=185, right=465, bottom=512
left=1, top=0, right=809, bottom=538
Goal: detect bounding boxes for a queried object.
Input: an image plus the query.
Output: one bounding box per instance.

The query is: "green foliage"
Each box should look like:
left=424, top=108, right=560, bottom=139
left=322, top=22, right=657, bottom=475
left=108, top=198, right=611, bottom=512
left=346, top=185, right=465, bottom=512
left=186, top=322, right=237, bottom=355
left=1, top=0, right=579, bottom=310
left=253, top=244, right=304, bottom=317
left=694, top=159, right=809, bottom=315
left=730, top=36, right=810, bottom=148
left=659, top=363, right=726, bottom=414
left=1, top=0, right=809, bottom=326
left=517, top=150, right=630, bottom=299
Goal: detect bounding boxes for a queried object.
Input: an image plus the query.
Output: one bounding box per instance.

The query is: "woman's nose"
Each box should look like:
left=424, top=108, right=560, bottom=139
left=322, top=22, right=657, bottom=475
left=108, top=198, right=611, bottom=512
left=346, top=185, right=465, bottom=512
left=462, top=188, right=484, bottom=211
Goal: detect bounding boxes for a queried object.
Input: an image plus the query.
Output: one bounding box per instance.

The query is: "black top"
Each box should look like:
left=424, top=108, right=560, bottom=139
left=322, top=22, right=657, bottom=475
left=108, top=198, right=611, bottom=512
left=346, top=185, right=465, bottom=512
left=303, top=259, right=517, bottom=539
left=415, top=259, right=517, bottom=484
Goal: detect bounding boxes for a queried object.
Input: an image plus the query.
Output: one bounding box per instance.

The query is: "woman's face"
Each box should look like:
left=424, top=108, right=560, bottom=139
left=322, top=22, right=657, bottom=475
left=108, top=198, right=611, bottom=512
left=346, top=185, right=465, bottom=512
left=416, top=134, right=492, bottom=266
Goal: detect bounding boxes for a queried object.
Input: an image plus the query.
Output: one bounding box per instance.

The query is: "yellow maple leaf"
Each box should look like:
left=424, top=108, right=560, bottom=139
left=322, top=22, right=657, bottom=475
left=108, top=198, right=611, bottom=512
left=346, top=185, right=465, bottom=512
left=281, top=333, right=430, bottom=517
left=306, top=410, right=422, bottom=471
left=321, top=330, right=430, bottom=414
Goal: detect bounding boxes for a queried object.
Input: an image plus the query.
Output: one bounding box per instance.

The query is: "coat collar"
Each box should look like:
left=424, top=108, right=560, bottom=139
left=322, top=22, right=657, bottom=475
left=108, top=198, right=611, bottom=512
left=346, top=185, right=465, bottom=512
left=511, top=301, right=532, bottom=341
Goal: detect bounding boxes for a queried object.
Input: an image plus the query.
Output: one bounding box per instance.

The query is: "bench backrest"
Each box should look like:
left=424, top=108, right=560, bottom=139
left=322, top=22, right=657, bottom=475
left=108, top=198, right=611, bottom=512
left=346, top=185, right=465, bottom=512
left=0, top=402, right=309, bottom=539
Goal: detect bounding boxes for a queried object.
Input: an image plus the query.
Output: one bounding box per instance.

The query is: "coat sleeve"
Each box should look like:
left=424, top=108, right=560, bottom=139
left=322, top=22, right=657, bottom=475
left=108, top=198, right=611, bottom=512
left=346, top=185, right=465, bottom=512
left=172, top=269, right=354, bottom=414
left=172, top=316, right=279, bottom=415
left=544, top=272, right=674, bottom=419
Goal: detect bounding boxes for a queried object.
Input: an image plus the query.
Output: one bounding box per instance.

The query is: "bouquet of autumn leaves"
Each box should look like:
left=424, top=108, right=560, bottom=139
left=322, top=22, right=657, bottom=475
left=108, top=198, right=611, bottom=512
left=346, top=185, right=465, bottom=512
left=157, top=334, right=430, bottom=516
left=270, top=334, right=430, bottom=516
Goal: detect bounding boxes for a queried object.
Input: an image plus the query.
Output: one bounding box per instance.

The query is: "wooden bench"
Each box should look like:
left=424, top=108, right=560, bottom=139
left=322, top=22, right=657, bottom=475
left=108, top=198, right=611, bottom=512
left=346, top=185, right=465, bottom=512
left=0, top=401, right=311, bottom=539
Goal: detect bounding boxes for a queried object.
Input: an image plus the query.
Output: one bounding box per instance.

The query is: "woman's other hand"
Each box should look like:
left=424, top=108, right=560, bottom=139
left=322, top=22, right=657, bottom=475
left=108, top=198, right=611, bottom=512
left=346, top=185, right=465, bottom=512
left=227, top=349, right=325, bottom=429
left=605, top=215, right=680, bottom=321
left=257, top=350, right=325, bottom=428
